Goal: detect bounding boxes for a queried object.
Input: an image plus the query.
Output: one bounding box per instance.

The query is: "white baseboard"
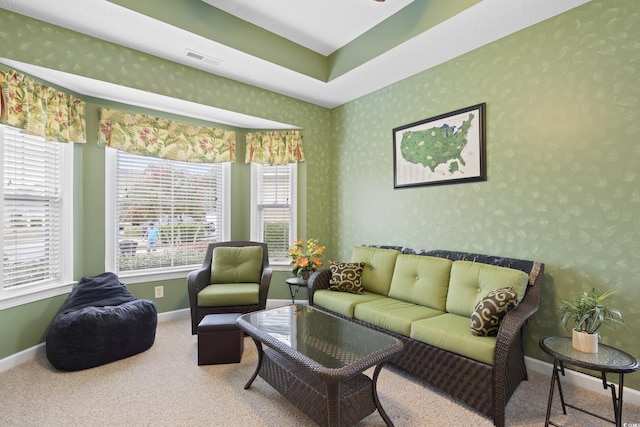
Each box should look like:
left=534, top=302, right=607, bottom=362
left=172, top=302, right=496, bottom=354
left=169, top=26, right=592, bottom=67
left=267, top=299, right=298, bottom=309
left=525, top=356, right=640, bottom=407
left=0, top=342, right=47, bottom=373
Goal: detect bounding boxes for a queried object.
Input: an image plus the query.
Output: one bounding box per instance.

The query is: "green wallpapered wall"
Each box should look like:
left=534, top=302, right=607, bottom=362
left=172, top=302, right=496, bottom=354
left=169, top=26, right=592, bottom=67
left=0, top=9, right=333, bottom=360
left=1, top=0, right=639, bottom=390
left=331, top=0, right=640, bottom=387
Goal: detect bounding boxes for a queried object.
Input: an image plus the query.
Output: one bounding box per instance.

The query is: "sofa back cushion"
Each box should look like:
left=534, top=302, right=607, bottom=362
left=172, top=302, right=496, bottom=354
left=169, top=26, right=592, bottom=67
left=387, top=255, right=452, bottom=311
left=351, top=246, right=400, bottom=296
left=210, top=246, right=263, bottom=284
left=445, top=261, right=529, bottom=317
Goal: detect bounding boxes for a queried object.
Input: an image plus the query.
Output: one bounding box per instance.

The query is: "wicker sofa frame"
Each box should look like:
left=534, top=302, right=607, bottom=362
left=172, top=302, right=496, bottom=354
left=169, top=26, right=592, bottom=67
left=308, top=248, right=545, bottom=427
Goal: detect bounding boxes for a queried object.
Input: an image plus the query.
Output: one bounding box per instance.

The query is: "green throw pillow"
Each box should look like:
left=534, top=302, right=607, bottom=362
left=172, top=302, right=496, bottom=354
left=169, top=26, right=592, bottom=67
left=329, top=261, right=365, bottom=295
left=470, top=287, right=518, bottom=337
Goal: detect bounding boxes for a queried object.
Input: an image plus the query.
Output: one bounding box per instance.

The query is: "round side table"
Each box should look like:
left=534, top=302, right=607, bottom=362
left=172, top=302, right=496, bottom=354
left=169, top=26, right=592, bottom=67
left=285, top=276, right=308, bottom=304
left=539, top=336, right=639, bottom=427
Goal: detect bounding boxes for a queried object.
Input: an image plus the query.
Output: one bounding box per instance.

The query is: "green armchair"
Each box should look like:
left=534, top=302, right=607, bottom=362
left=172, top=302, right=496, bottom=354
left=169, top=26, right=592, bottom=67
left=187, top=241, right=272, bottom=334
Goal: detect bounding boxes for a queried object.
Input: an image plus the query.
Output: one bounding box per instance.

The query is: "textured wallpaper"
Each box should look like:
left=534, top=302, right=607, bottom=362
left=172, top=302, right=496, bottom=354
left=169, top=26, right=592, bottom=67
left=331, top=0, right=640, bottom=384
left=1, top=0, right=639, bottom=390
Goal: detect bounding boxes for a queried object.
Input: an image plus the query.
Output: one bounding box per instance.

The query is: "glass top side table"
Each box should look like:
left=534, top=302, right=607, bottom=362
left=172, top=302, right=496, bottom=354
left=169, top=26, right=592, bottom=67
left=539, top=336, right=639, bottom=427
left=285, top=276, right=308, bottom=304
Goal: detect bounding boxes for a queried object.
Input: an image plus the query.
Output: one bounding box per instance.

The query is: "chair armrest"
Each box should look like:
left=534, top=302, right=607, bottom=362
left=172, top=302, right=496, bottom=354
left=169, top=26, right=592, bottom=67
left=308, top=269, right=331, bottom=305
left=259, top=267, right=273, bottom=309
left=187, top=267, right=211, bottom=309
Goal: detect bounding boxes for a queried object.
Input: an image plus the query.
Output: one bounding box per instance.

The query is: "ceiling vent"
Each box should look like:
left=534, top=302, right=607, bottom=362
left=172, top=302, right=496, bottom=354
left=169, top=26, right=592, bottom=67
left=185, top=49, right=223, bottom=66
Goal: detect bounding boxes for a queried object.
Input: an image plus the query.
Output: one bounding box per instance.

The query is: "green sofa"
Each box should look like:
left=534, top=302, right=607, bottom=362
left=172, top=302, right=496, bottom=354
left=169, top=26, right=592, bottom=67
left=308, top=246, right=544, bottom=427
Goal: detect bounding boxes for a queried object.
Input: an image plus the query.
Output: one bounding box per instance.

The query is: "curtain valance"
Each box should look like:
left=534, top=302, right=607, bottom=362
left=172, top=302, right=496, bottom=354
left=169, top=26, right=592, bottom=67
left=245, top=130, right=305, bottom=165
left=97, top=108, right=236, bottom=163
left=0, top=68, right=86, bottom=143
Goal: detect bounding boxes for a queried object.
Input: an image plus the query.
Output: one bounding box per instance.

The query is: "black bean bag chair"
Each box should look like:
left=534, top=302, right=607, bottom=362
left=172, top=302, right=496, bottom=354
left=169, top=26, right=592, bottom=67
left=46, top=272, right=157, bottom=371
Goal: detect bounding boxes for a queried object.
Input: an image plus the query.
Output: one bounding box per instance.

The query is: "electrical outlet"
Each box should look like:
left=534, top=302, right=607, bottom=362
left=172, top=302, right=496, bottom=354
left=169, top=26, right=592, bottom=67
left=154, top=286, right=164, bottom=298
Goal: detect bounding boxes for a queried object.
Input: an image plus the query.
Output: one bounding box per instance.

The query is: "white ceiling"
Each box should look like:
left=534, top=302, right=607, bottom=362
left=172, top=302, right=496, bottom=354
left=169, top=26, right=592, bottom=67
left=0, top=0, right=590, bottom=128
left=201, top=0, right=416, bottom=56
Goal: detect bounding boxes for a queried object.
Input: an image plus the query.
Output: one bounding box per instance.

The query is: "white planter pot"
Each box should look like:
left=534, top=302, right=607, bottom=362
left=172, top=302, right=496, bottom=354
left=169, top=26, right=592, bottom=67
left=572, top=329, right=598, bottom=353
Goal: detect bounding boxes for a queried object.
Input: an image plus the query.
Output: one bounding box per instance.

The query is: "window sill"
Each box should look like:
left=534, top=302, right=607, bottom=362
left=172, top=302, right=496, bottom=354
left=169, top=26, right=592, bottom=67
left=0, top=282, right=75, bottom=310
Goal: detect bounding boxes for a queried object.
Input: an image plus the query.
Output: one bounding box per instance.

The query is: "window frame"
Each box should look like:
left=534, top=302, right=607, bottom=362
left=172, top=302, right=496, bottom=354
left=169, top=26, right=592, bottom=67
left=0, top=125, right=74, bottom=309
left=250, top=162, right=297, bottom=267
left=105, top=148, right=230, bottom=283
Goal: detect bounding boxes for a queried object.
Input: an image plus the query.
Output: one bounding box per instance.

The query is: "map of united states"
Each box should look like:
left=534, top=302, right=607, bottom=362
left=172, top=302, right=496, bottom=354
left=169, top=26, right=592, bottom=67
left=400, top=113, right=474, bottom=174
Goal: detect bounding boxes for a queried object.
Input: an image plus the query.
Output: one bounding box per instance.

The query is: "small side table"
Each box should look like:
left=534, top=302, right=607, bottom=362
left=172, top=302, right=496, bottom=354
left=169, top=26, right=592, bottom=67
left=285, top=276, right=308, bottom=304
left=539, top=336, right=639, bottom=427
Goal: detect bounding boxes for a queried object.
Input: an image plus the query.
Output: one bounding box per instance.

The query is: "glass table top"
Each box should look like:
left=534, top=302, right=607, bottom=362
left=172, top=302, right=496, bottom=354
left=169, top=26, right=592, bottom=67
left=540, top=336, right=639, bottom=373
left=238, top=304, right=402, bottom=370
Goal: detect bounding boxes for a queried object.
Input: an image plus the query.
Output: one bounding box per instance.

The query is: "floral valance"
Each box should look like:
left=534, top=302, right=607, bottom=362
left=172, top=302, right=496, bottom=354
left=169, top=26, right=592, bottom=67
left=245, top=130, right=305, bottom=165
left=0, top=68, right=86, bottom=143
left=97, top=108, right=236, bottom=163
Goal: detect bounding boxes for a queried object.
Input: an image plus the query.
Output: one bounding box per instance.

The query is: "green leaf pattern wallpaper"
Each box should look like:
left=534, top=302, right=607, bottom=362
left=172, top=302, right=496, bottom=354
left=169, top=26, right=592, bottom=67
left=1, top=0, right=640, bottom=390
left=330, top=0, right=640, bottom=379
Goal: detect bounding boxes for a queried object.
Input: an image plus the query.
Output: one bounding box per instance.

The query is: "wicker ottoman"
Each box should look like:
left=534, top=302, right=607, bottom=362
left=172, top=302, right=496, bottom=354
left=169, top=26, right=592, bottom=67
left=197, top=313, right=244, bottom=365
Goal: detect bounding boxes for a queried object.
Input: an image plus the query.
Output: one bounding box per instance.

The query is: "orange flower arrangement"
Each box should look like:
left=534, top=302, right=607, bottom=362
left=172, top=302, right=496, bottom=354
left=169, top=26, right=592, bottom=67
left=288, top=238, right=325, bottom=277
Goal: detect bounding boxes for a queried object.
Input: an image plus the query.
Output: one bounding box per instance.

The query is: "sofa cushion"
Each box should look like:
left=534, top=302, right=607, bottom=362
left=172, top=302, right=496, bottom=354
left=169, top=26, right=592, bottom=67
left=328, top=261, right=365, bottom=294
left=470, top=287, right=518, bottom=336
left=387, top=255, right=452, bottom=311
left=351, top=246, right=400, bottom=296
left=445, top=261, right=528, bottom=318
left=210, top=246, right=263, bottom=284
left=354, top=297, right=444, bottom=336
left=410, top=313, right=497, bottom=365
left=313, top=290, right=384, bottom=318
left=197, top=283, right=260, bottom=307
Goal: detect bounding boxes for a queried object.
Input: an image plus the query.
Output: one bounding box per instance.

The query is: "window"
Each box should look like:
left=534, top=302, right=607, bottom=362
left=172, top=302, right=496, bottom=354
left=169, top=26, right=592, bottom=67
left=1, top=125, right=73, bottom=307
left=106, top=149, right=227, bottom=278
left=251, top=163, right=297, bottom=264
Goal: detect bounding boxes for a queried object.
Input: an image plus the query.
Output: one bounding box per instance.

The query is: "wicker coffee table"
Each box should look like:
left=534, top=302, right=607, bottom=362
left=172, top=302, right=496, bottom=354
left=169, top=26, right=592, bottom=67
left=237, top=304, right=403, bottom=427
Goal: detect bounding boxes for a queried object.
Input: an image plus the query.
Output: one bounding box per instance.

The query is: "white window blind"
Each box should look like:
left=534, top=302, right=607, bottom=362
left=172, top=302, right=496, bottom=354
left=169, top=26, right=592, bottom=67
left=1, top=126, right=65, bottom=290
left=252, top=163, right=296, bottom=263
left=113, top=150, right=223, bottom=274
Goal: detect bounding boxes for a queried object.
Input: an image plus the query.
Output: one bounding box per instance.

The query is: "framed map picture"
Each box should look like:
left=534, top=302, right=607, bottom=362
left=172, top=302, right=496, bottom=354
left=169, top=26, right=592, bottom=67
left=393, top=103, right=486, bottom=189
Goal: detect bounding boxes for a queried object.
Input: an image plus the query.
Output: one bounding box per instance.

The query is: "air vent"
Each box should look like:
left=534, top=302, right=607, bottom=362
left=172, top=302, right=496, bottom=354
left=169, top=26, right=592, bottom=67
left=185, top=49, right=223, bottom=66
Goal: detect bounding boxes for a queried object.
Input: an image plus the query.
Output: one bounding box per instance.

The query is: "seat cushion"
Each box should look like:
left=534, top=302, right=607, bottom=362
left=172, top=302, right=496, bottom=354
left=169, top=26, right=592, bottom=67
left=198, top=283, right=260, bottom=307
left=210, top=246, right=262, bottom=284
left=410, top=313, right=497, bottom=365
left=351, top=246, right=400, bottom=296
left=354, top=297, right=444, bottom=336
left=445, top=261, right=529, bottom=318
left=387, top=254, right=452, bottom=311
left=313, top=290, right=384, bottom=318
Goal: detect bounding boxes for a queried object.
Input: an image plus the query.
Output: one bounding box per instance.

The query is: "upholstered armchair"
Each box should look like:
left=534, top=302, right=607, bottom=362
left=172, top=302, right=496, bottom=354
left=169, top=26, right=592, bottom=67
left=187, top=241, right=272, bottom=334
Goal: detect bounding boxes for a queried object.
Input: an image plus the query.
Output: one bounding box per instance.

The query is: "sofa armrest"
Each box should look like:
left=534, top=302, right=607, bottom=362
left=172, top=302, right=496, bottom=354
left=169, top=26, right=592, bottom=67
left=308, top=269, right=331, bottom=305
left=492, top=262, right=544, bottom=421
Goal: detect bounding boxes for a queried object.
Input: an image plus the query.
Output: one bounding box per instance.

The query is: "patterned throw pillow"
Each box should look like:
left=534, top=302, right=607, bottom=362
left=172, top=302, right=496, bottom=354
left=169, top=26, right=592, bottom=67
left=328, top=261, right=365, bottom=295
left=470, top=287, right=518, bottom=337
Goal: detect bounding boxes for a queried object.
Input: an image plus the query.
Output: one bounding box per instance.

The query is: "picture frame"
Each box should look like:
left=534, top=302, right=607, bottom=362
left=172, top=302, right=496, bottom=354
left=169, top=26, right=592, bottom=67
left=393, top=103, right=486, bottom=189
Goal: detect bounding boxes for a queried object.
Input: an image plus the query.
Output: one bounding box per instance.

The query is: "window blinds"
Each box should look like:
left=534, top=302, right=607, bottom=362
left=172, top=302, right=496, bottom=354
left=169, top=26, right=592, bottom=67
left=114, top=150, right=223, bottom=273
left=2, top=127, right=63, bottom=289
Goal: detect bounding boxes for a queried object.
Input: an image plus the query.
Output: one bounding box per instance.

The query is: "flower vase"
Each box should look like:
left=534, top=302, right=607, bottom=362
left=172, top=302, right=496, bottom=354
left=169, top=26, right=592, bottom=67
left=297, top=269, right=311, bottom=280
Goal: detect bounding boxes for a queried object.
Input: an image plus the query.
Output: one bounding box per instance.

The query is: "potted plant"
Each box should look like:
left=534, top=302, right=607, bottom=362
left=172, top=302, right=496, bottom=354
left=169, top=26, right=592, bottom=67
left=560, top=288, right=624, bottom=353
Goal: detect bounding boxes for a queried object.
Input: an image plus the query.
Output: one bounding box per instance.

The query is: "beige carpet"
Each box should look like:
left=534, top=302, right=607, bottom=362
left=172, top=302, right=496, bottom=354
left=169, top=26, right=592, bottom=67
left=1, top=316, right=638, bottom=427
